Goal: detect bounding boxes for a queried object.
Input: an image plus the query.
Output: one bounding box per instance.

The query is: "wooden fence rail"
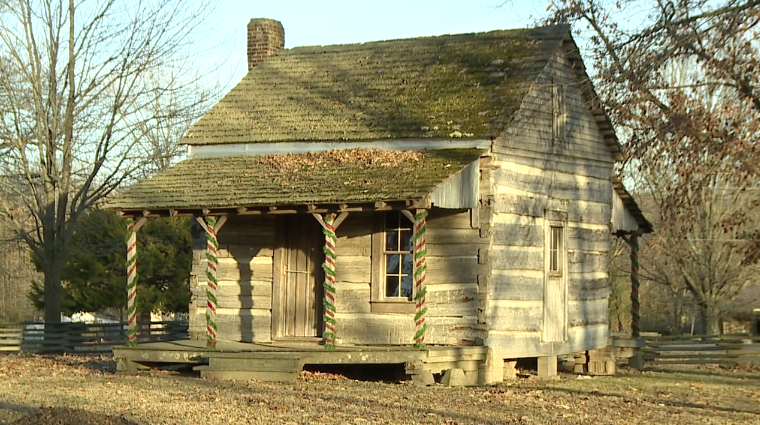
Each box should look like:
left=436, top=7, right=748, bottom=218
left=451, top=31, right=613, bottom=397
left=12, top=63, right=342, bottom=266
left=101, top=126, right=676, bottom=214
left=643, top=334, right=760, bottom=366
left=0, top=321, right=188, bottom=354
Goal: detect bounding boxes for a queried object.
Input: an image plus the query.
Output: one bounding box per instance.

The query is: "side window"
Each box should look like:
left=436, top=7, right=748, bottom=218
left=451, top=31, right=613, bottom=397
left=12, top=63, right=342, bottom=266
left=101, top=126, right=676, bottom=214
left=548, top=225, right=563, bottom=276
left=552, top=84, right=566, bottom=142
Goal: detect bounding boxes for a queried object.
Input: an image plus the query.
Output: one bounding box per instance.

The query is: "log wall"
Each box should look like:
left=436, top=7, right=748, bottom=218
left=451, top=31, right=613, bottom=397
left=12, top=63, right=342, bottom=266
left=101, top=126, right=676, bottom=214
left=189, top=210, right=485, bottom=346
left=335, top=210, right=484, bottom=346
left=484, top=48, right=614, bottom=357
left=189, top=216, right=275, bottom=343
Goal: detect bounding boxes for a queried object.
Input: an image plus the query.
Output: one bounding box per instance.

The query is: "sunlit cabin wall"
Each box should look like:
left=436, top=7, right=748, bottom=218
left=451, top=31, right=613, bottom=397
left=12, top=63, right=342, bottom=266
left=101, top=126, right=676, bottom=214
left=484, top=48, right=615, bottom=358
left=334, top=210, right=484, bottom=346
left=189, top=216, right=275, bottom=342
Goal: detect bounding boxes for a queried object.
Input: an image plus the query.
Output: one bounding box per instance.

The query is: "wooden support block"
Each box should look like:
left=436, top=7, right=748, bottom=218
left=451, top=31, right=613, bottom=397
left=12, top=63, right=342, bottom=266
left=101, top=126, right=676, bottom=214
left=441, top=368, right=467, bottom=387
left=115, top=358, right=148, bottom=374
left=464, top=370, right=480, bottom=386
left=537, top=356, right=559, bottom=381
left=588, top=360, right=616, bottom=375
left=503, top=359, right=517, bottom=380
left=628, top=350, right=643, bottom=370
left=411, top=370, right=435, bottom=386
left=573, top=352, right=588, bottom=374
left=478, top=347, right=503, bottom=385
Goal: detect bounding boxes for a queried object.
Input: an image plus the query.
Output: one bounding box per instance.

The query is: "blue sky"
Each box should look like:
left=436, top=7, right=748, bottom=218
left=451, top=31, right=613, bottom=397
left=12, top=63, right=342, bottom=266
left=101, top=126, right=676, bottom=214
left=203, top=0, right=549, bottom=87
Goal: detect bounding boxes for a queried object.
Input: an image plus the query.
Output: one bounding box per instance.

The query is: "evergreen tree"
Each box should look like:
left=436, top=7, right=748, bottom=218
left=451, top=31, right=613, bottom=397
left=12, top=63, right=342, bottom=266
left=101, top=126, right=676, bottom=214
left=30, top=210, right=191, bottom=318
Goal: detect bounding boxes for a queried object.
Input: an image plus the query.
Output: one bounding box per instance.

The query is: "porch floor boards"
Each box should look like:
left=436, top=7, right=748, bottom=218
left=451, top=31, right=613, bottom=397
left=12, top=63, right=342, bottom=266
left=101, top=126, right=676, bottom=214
left=112, top=340, right=489, bottom=384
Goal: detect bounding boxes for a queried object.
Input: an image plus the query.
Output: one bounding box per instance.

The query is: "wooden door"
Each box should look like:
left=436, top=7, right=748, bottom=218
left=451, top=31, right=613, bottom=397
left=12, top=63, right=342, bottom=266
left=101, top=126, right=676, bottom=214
left=273, top=216, right=324, bottom=339
left=542, top=223, right=567, bottom=342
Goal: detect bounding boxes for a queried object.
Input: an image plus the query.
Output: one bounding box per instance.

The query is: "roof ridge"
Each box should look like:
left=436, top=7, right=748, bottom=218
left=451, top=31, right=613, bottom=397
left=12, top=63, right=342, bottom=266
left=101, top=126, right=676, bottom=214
left=281, top=24, right=571, bottom=52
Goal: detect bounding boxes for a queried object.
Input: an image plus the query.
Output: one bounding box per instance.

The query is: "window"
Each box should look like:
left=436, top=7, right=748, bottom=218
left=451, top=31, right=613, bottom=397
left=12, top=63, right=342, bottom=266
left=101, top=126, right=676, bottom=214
left=548, top=225, right=563, bottom=275
left=383, top=212, right=414, bottom=300
left=551, top=84, right=566, bottom=142
left=371, top=211, right=416, bottom=312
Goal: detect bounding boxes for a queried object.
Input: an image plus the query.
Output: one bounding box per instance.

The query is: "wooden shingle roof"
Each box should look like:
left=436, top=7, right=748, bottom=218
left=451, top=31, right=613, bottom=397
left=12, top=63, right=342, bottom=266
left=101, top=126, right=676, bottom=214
left=107, top=149, right=484, bottom=215
left=183, top=25, right=569, bottom=145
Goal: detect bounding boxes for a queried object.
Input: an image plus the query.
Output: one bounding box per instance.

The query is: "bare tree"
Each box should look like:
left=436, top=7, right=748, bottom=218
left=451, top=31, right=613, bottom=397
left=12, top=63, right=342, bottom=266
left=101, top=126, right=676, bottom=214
left=0, top=0, right=218, bottom=323
left=636, top=169, right=760, bottom=334
left=545, top=0, right=759, bottom=221
left=544, top=0, right=760, bottom=334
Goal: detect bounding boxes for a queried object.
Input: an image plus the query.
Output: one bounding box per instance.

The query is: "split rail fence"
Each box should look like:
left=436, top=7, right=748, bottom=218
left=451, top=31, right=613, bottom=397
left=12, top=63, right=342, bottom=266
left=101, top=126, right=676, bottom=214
left=0, top=321, right=187, bottom=354
left=643, top=334, right=760, bottom=366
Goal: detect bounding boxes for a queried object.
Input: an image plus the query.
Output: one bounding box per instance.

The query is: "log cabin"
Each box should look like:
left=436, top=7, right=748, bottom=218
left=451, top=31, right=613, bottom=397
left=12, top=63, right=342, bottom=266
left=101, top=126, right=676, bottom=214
left=107, top=19, right=651, bottom=383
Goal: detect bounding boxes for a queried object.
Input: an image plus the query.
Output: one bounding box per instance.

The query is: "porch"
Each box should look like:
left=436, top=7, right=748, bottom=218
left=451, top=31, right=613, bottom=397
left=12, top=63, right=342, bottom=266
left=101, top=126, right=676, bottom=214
left=113, top=340, right=491, bottom=385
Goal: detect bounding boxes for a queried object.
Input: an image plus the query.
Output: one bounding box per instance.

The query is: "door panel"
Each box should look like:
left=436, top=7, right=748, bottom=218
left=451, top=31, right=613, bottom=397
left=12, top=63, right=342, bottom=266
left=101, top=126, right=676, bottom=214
left=543, top=275, right=566, bottom=342
left=274, top=216, right=324, bottom=339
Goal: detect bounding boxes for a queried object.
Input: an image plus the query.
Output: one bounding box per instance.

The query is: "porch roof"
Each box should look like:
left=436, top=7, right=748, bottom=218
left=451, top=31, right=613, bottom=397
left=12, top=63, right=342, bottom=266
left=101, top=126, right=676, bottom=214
left=106, top=148, right=485, bottom=217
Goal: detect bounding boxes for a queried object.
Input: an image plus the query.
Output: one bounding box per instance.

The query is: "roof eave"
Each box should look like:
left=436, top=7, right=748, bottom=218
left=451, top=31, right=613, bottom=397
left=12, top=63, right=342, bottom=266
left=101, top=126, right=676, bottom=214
left=115, top=198, right=433, bottom=219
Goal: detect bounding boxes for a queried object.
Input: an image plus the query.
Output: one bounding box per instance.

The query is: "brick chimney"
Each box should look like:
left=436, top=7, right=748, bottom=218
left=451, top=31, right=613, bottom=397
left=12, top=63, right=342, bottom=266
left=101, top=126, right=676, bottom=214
left=247, top=18, right=284, bottom=70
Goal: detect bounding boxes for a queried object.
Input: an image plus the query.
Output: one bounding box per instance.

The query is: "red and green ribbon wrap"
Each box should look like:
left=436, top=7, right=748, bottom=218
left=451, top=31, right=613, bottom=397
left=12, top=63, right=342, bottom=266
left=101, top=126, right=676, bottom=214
left=321, top=213, right=338, bottom=349
left=629, top=234, right=640, bottom=338
left=125, top=219, right=139, bottom=346
left=413, top=209, right=428, bottom=348
left=204, top=216, right=219, bottom=349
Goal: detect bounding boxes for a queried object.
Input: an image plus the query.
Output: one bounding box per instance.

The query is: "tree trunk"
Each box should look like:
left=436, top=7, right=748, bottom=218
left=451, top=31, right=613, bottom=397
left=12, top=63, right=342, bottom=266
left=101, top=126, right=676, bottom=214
left=699, top=303, right=721, bottom=335
left=42, top=247, right=65, bottom=323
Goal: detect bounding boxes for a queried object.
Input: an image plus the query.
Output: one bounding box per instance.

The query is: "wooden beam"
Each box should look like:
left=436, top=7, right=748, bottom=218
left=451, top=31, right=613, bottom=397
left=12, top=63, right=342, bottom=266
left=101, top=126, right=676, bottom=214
left=168, top=209, right=178, bottom=217
left=133, top=217, right=148, bottom=233
left=400, top=209, right=415, bottom=223
left=332, top=211, right=349, bottom=230
left=195, top=216, right=209, bottom=233
left=312, top=213, right=326, bottom=230
left=214, top=215, right=227, bottom=232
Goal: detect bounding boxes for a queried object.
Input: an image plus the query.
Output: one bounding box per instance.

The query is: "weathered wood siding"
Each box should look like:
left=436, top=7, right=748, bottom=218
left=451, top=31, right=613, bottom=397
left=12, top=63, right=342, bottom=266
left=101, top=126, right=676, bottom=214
left=189, top=210, right=483, bottom=346
left=335, top=210, right=484, bottom=346
left=189, top=216, right=275, bottom=343
left=485, top=48, right=614, bottom=357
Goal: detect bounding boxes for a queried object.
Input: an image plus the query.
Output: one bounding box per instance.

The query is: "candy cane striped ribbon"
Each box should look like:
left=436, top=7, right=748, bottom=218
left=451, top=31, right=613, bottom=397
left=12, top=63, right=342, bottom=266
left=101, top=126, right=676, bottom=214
left=125, top=219, right=139, bottom=346
left=204, top=216, right=219, bottom=349
left=413, top=209, right=428, bottom=348
left=322, top=213, right=337, bottom=349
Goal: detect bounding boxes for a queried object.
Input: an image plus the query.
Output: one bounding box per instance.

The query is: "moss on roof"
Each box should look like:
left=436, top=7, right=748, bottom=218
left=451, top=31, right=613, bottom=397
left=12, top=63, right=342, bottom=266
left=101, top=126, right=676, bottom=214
left=183, top=25, right=568, bottom=145
left=106, top=149, right=484, bottom=211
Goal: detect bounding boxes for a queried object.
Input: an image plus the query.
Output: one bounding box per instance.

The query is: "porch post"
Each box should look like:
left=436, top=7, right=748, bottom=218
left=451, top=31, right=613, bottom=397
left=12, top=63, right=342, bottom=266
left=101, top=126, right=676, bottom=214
left=196, top=215, right=227, bottom=349
left=413, top=209, right=428, bottom=348
left=322, top=213, right=338, bottom=349
left=628, top=233, right=640, bottom=338
left=125, top=217, right=147, bottom=346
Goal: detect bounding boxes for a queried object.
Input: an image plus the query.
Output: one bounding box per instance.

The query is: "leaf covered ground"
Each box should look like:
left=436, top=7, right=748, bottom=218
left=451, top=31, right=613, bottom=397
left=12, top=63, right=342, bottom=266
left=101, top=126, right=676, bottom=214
left=0, top=354, right=758, bottom=425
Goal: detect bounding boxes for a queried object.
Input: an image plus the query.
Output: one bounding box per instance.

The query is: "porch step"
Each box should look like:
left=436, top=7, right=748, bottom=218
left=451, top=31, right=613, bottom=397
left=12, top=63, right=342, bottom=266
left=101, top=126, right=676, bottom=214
left=195, top=352, right=306, bottom=383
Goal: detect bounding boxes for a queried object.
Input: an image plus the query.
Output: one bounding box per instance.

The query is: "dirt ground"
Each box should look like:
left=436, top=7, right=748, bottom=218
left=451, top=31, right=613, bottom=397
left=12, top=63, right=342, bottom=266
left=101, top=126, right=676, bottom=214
left=1, top=354, right=759, bottom=425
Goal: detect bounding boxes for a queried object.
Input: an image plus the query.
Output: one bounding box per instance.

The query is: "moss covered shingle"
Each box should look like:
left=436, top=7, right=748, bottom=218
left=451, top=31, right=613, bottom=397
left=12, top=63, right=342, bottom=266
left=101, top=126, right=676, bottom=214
left=183, top=26, right=567, bottom=145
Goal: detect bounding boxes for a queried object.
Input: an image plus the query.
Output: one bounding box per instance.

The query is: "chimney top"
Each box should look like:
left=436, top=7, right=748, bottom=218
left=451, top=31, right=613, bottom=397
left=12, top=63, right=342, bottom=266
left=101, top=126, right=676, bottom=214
left=247, top=18, right=284, bottom=70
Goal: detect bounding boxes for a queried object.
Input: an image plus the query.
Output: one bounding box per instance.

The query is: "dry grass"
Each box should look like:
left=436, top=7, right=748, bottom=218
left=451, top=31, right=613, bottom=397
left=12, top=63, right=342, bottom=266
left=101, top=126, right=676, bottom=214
left=1, top=354, right=759, bottom=425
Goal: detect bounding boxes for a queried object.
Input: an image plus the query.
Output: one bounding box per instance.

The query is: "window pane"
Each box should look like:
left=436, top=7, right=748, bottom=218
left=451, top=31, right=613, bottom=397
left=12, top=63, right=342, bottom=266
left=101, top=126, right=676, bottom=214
left=386, top=254, right=400, bottom=275
left=550, top=249, right=557, bottom=271
left=401, top=273, right=413, bottom=300
left=385, top=230, right=399, bottom=251
left=401, top=229, right=413, bottom=252
left=386, top=276, right=400, bottom=297
left=402, top=253, right=413, bottom=276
